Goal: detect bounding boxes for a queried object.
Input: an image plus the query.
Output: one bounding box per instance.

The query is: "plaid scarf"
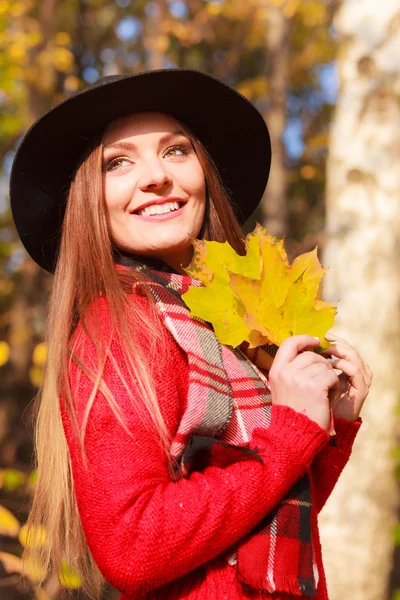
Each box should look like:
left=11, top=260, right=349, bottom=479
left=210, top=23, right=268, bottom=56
left=126, top=261, right=318, bottom=597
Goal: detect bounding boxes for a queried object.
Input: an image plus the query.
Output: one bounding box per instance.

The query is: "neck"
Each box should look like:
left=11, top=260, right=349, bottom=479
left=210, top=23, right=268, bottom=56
left=113, top=250, right=190, bottom=275
left=159, top=249, right=193, bottom=275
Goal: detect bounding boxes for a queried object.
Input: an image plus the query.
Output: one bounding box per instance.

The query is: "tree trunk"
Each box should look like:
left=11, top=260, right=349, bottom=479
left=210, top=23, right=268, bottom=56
left=320, top=2, right=400, bottom=598
left=143, top=0, right=167, bottom=70
left=28, top=0, right=58, bottom=119
left=261, top=2, right=292, bottom=236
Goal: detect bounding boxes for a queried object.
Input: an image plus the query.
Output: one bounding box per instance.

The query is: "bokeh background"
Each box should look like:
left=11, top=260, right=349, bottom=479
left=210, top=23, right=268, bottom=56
left=1, top=0, right=400, bottom=599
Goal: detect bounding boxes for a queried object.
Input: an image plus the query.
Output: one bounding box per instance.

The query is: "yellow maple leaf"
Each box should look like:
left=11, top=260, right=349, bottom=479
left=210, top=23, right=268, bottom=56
left=183, top=224, right=336, bottom=349
left=182, top=226, right=269, bottom=348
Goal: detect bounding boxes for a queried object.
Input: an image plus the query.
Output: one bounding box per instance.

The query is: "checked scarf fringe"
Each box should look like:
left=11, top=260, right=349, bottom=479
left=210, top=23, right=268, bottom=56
left=124, top=260, right=318, bottom=597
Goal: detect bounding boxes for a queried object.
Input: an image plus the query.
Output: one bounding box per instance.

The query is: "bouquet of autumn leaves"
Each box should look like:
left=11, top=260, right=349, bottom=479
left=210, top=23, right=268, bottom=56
left=182, top=224, right=337, bottom=353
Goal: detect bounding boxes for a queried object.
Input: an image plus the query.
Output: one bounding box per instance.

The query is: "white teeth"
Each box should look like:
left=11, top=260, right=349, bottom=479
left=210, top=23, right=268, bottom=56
left=138, top=201, right=181, bottom=217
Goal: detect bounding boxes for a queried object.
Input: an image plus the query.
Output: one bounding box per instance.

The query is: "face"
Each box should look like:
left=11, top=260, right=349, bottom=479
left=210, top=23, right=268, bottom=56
left=102, top=112, right=207, bottom=272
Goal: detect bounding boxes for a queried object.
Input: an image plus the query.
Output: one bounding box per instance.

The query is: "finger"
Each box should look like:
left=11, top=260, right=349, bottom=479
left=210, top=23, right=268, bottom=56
left=325, top=343, right=373, bottom=388
left=328, top=347, right=372, bottom=388
left=337, top=372, right=351, bottom=394
left=293, top=362, right=333, bottom=380
left=292, top=351, right=332, bottom=371
left=331, top=358, right=368, bottom=395
left=328, top=368, right=349, bottom=393
left=325, top=332, right=345, bottom=343
left=273, top=335, right=321, bottom=371
left=322, top=337, right=358, bottom=361
left=322, top=341, right=367, bottom=377
left=363, top=361, right=373, bottom=385
left=313, top=368, right=340, bottom=390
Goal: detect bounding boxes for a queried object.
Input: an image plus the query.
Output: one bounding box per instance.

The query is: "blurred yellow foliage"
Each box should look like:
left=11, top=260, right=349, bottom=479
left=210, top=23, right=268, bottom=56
left=0, top=341, right=9, bottom=367
left=7, top=42, right=26, bottom=61
left=267, top=0, right=286, bottom=7
left=64, top=74, right=80, bottom=93
left=283, top=0, right=300, bottom=19
left=1, top=468, right=26, bottom=491
left=256, top=6, right=269, bottom=20
left=206, top=2, right=222, bottom=16
left=237, top=76, right=268, bottom=100
left=53, top=46, right=74, bottom=71
left=27, top=29, right=42, bottom=47
left=19, top=524, right=47, bottom=549
left=24, top=555, right=47, bottom=583
left=164, top=17, right=204, bottom=45
left=298, top=0, right=326, bottom=27
left=29, top=365, right=44, bottom=388
left=223, top=2, right=252, bottom=20
left=0, top=0, right=10, bottom=16
left=59, top=561, right=81, bottom=589
left=9, top=1, right=25, bottom=17
left=28, top=470, right=38, bottom=488
left=55, top=31, right=71, bottom=46
left=36, top=48, right=54, bottom=69
left=33, top=342, right=47, bottom=366
left=154, top=34, right=169, bottom=53
left=0, top=505, right=20, bottom=537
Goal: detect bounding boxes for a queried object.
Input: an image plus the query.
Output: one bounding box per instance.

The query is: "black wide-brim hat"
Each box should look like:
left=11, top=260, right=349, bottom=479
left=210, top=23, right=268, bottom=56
left=10, top=68, right=271, bottom=273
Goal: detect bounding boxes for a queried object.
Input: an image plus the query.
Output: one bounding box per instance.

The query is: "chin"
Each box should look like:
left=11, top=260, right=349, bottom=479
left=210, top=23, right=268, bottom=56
left=154, top=237, right=194, bottom=253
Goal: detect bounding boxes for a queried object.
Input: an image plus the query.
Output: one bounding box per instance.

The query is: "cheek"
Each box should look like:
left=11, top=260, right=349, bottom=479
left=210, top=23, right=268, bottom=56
left=182, top=165, right=206, bottom=204
left=104, top=177, right=132, bottom=212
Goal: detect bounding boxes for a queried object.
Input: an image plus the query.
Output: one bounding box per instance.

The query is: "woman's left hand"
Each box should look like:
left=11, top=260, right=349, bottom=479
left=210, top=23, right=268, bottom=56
left=321, top=333, right=373, bottom=422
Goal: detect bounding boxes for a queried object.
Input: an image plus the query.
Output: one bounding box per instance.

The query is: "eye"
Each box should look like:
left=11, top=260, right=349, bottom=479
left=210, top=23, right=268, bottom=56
left=163, top=145, right=190, bottom=159
left=104, top=157, right=132, bottom=172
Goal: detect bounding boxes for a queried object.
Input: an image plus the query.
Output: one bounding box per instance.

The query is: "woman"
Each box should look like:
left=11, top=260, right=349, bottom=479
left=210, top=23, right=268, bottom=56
left=10, top=69, right=371, bottom=599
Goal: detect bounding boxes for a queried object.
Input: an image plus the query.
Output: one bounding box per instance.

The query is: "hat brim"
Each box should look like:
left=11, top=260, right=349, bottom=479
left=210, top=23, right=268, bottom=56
left=10, top=69, right=271, bottom=273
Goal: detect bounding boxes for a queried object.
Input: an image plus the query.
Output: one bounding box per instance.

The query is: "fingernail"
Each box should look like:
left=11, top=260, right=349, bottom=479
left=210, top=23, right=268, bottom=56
left=313, top=337, right=320, bottom=342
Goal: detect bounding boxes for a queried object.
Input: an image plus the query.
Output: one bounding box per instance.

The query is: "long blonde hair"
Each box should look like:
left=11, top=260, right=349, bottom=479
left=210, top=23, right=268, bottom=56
left=26, top=119, right=246, bottom=597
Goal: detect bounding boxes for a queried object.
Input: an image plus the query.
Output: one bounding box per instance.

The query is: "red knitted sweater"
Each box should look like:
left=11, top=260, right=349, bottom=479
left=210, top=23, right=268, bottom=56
left=61, top=294, right=361, bottom=600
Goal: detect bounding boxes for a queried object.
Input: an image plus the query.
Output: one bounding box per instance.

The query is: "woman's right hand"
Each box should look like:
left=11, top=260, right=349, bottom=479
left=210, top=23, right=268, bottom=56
left=268, top=335, right=339, bottom=431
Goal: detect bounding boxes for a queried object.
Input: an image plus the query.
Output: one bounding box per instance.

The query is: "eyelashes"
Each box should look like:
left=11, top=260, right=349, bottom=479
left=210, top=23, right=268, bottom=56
left=163, top=144, right=190, bottom=159
left=104, top=157, right=130, bottom=172
left=103, top=143, right=192, bottom=172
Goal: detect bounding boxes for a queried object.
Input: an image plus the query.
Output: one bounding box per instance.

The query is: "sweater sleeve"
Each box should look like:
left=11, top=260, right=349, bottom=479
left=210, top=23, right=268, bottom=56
left=61, top=296, right=330, bottom=598
left=310, top=416, right=362, bottom=513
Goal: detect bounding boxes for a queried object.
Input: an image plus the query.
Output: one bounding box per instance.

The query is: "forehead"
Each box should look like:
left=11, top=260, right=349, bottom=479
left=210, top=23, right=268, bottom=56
left=102, top=112, right=184, bottom=146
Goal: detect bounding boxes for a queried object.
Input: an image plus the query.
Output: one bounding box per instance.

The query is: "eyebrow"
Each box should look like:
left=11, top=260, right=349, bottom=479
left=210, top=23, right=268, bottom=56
left=103, top=130, right=188, bottom=152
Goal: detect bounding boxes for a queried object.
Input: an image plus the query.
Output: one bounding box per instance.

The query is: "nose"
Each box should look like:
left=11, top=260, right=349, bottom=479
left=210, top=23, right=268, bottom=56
left=137, top=160, right=172, bottom=191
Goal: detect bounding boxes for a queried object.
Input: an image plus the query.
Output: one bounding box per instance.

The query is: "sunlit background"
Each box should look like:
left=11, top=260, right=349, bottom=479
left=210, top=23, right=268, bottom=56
left=1, top=1, right=400, bottom=599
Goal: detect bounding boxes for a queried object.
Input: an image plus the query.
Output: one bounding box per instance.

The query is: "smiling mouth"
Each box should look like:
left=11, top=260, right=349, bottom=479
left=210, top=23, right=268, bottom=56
left=135, top=201, right=183, bottom=217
